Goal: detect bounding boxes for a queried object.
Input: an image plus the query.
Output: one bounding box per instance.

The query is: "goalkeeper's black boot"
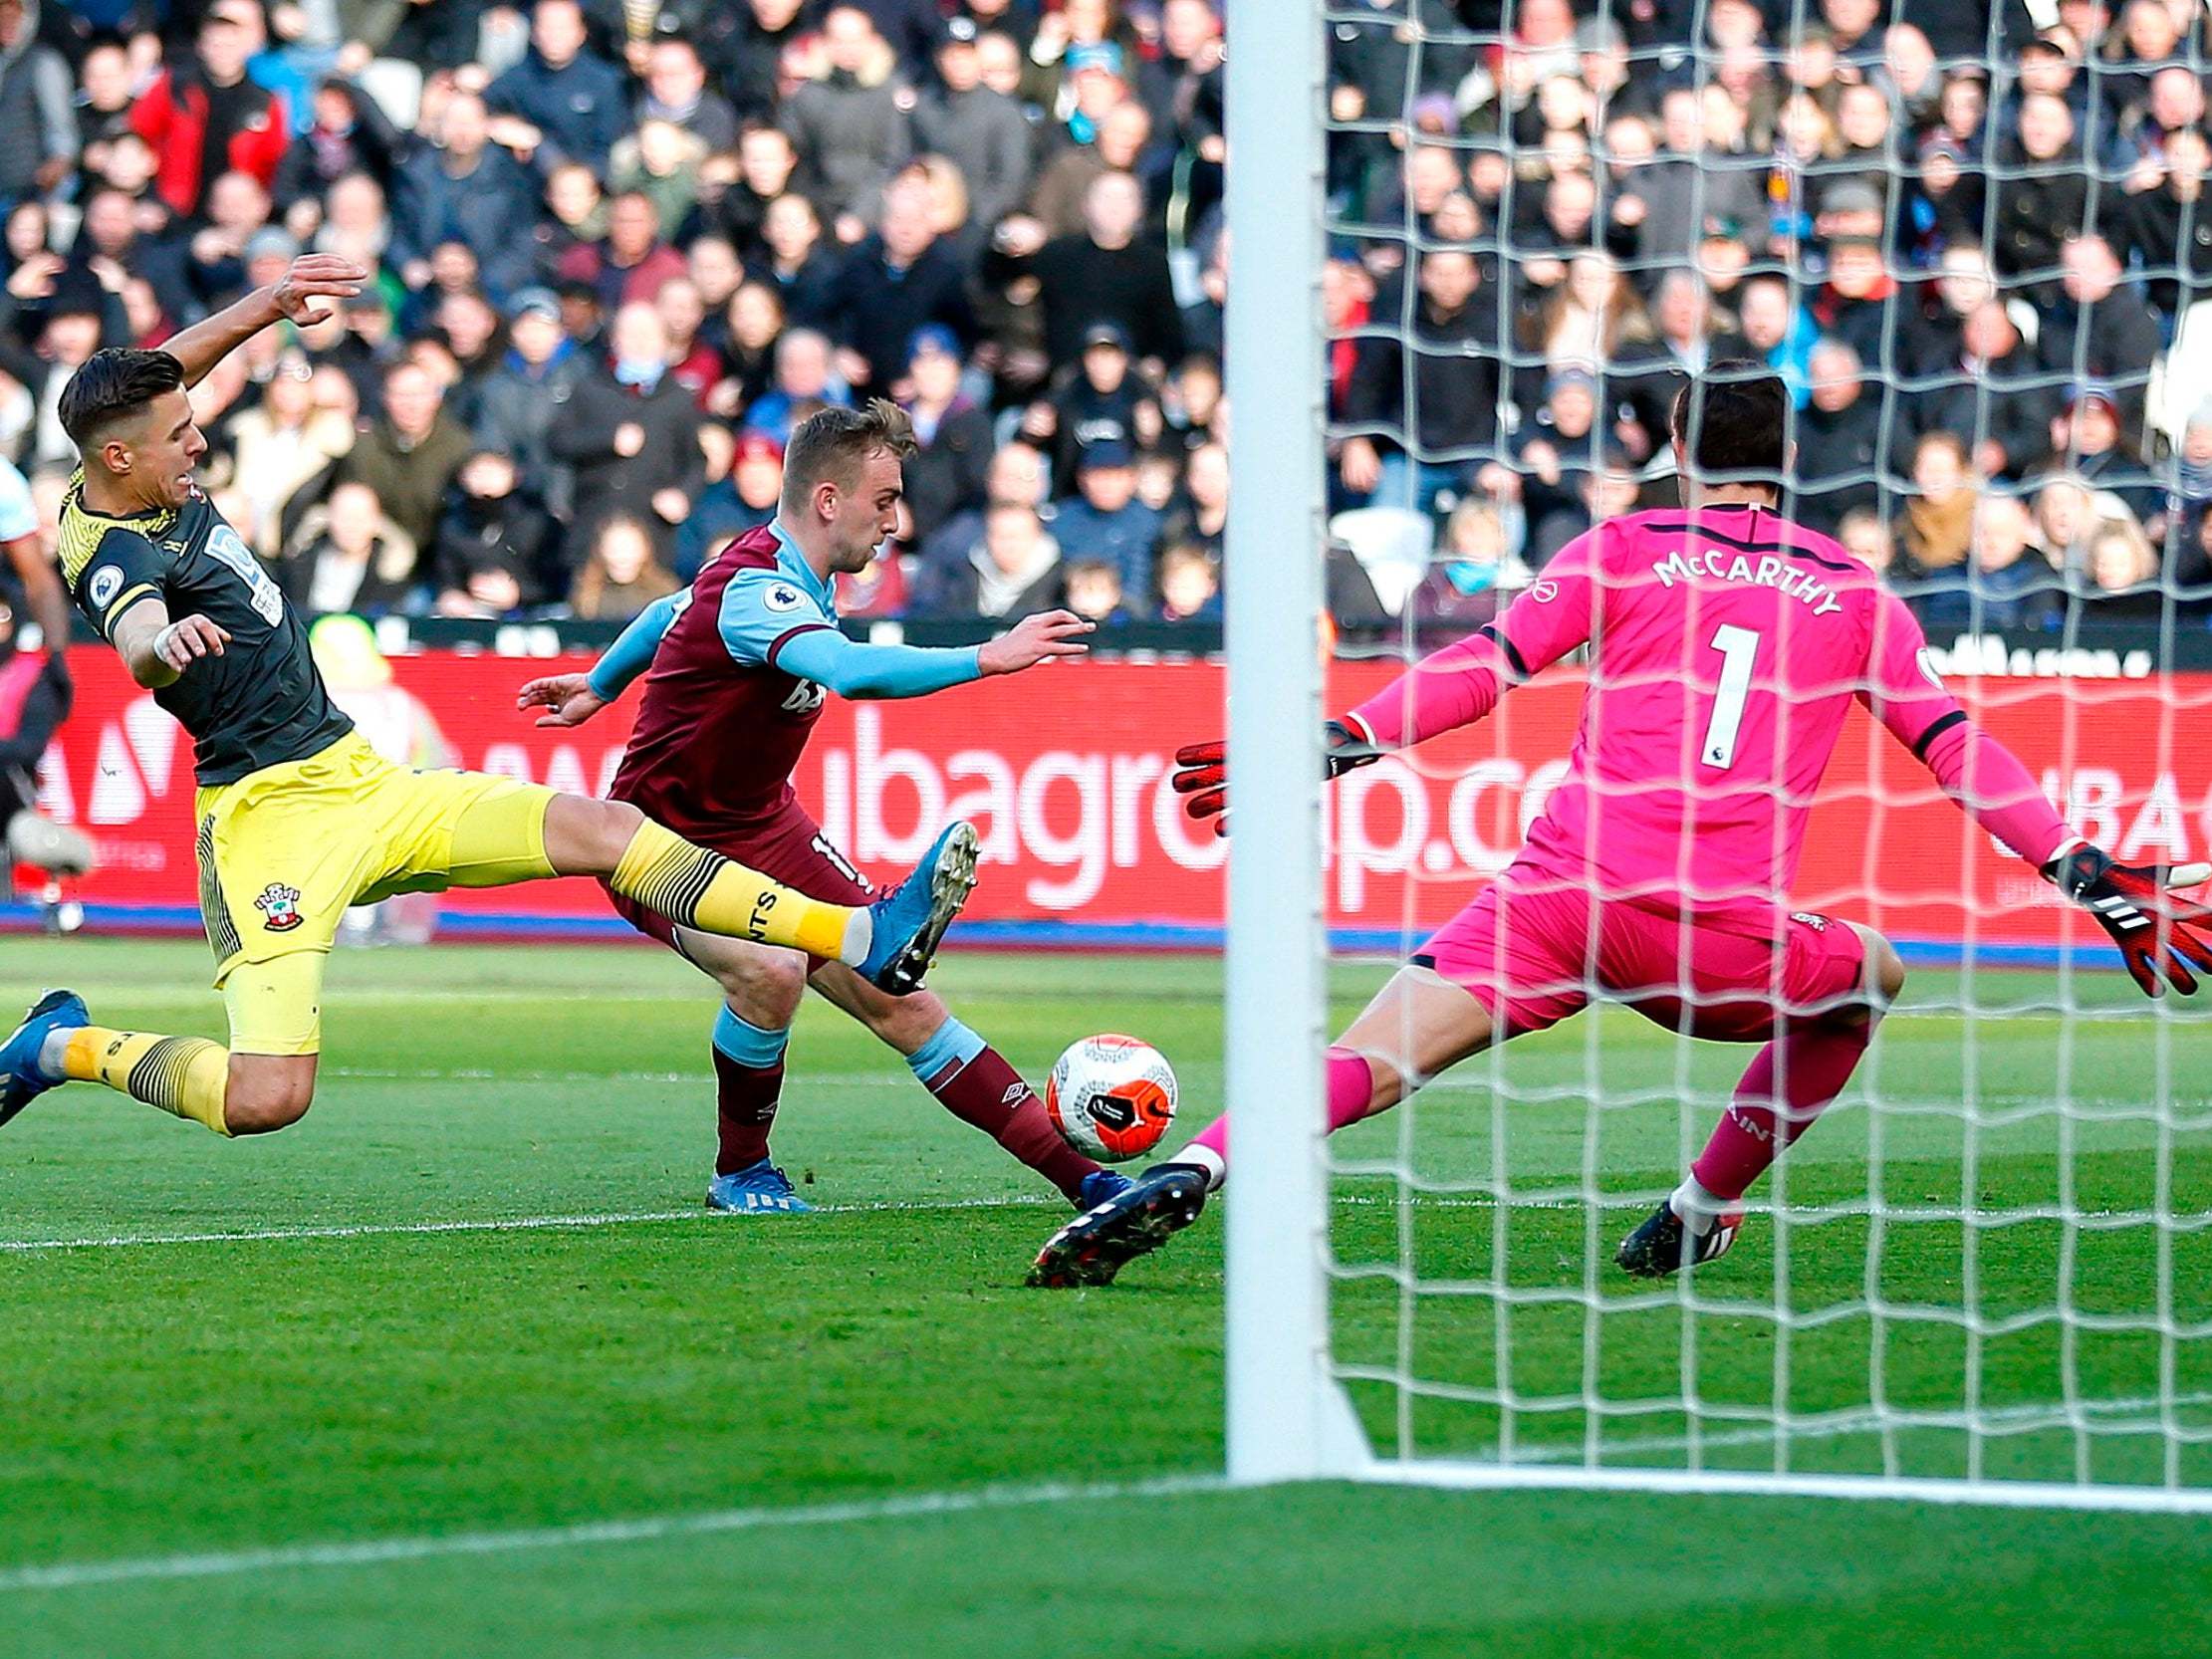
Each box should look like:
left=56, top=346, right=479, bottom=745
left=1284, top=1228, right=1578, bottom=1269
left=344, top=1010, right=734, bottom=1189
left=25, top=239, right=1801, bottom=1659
left=1026, top=1162, right=1209, bottom=1288
left=1615, top=1200, right=1741, bottom=1279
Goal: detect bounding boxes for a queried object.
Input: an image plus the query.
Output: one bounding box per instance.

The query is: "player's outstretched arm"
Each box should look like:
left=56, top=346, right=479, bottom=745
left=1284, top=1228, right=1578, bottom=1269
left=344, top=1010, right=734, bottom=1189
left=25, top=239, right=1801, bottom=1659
left=1914, top=711, right=2212, bottom=996
left=774, top=608, right=1090, bottom=700
left=1864, top=592, right=2212, bottom=997
left=108, top=596, right=226, bottom=690
left=161, top=255, right=368, bottom=389
left=1352, top=531, right=1601, bottom=750
left=1170, top=531, right=1608, bottom=837
left=1168, top=624, right=1551, bottom=838
left=974, top=609, right=1093, bottom=677
left=518, top=592, right=685, bottom=725
left=1170, top=721, right=1380, bottom=837
left=2046, top=845, right=2212, bottom=998
left=514, top=674, right=606, bottom=728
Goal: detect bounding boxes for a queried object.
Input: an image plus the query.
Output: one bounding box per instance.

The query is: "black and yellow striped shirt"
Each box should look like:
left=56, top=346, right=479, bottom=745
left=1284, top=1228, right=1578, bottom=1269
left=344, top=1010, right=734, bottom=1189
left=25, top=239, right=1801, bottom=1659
left=61, top=472, right=351, bottom=785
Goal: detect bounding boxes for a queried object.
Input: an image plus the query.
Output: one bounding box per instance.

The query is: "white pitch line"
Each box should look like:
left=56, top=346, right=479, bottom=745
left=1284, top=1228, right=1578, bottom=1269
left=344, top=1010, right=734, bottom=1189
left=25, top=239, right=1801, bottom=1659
left=0, top=1191, right=1715, bottom=1254
left=0, top=1471, right=1225, bottom=1594
left=1497, top=1389, right=2212, bottom=1466
left=0, top=1194, right=1058, bottom=1254
left=0, top=989, right=727, bottom=1006
left=0, top=1190, right=2168, bottom=1255
left=320, top=1066, right=895, bottom=1085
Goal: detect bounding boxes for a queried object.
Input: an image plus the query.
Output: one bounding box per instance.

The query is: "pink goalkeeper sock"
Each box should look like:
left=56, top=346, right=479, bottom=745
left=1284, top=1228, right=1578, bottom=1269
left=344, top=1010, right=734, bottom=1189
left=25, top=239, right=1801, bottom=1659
left=1325, top=1048, right=1382, bottom=1130
left=1690, top=1023, right=1872, bottom=1202
left=1185, top=1049, right=1381, bottom=1165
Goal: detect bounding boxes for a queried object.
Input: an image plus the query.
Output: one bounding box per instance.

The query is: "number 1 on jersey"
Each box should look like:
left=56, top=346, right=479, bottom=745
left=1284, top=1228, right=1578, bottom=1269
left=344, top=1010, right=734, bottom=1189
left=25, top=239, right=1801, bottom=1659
left=1701, top=623, right=1760, bottom=770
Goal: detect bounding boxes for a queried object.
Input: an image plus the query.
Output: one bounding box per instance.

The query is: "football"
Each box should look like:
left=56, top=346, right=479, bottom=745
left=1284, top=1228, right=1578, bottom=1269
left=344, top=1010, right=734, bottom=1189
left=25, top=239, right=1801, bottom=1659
left=1045, top=1034, right=1179, bottom=1163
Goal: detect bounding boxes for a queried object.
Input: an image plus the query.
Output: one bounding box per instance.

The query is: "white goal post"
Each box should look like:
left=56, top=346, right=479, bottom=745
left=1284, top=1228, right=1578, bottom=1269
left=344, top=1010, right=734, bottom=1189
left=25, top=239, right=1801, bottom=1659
left=1219, top=0, right=2212, bottom=1511
left=1221, top=0, right=1368, bottom=1485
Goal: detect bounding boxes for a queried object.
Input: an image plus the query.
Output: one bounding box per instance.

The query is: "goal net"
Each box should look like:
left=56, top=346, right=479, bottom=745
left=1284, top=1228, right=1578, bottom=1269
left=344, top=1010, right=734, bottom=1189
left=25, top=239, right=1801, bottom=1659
left=1221, top=0, right=2212, bottom=1506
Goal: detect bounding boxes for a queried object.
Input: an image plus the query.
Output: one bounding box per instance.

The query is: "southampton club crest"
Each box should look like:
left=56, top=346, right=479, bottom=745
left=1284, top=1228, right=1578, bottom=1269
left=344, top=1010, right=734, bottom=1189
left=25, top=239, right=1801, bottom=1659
left=255, top=883, right=305, bottom=932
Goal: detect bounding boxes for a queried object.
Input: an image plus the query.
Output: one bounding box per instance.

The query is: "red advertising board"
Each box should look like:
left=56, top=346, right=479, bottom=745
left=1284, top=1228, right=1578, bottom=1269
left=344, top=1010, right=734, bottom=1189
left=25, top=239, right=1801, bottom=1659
left=29, top=646, right=2212, bottom=958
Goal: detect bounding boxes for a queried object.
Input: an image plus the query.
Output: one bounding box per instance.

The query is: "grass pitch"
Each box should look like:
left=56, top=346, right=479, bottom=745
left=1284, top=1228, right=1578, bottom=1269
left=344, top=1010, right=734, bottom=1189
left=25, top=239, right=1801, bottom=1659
left=2, top=936, right=2209, bottom=1656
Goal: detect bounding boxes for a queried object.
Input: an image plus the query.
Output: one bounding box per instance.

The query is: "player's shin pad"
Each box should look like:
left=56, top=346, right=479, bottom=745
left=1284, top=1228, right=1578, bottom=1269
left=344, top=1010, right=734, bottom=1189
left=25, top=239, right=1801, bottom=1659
left=63, top=1028, right=231, bottom=1135
left=611, top=819, right=853, bottom=960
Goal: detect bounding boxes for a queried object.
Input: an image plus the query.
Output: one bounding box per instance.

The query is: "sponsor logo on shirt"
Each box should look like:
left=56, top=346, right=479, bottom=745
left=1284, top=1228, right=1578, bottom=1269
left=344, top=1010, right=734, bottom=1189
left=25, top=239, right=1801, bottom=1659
left=88, top=566, right=123, bottom=610
left=764, top=583, right=807, bottom=613
left=1530, top=580, right=1559, bottom=603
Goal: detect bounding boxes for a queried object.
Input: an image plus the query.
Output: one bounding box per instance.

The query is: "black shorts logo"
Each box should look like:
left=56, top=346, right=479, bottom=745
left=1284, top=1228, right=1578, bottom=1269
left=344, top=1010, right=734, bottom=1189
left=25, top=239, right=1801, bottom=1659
left=255, top=883, right=306, bottom=932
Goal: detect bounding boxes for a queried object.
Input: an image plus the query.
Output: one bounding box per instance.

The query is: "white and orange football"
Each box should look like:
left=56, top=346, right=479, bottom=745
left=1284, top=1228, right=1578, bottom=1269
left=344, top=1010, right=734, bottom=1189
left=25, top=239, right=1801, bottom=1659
left=1045, top=1034, right=1178, bottom=1163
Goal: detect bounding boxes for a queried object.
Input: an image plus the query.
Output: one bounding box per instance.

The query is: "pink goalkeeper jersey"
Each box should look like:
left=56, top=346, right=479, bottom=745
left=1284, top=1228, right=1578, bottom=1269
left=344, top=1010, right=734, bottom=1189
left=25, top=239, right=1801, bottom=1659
left=1352, top=503, right=2010, bottom=932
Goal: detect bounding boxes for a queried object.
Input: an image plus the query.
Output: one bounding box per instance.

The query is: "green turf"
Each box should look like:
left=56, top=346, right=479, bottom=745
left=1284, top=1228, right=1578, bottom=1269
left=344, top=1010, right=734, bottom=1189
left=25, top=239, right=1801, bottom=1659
left=0, top=936, right=2206, bottom=1655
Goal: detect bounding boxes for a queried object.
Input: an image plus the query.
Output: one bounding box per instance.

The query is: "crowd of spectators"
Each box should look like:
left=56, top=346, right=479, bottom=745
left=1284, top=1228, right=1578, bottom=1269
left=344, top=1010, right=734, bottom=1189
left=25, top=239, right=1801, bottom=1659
left=2, top=0, right=2207, bottom=641
left=5, top=0, right=1227, bottom=628
left=1329, top=0, right=2212, bottom=636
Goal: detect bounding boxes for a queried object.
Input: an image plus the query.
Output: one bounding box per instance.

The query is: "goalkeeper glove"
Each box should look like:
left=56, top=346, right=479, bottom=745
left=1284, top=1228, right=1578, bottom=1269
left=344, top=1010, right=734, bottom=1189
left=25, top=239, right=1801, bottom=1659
left=2045, top=844, right=2212, bottom=997
left=1170, top=720, right=1384, bottom=838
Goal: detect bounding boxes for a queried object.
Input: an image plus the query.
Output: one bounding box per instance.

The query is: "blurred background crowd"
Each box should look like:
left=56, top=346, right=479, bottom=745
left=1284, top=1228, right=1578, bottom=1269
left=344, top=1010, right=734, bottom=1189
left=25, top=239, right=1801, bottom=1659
left=1, top=0, right=2208, bottom=641
left=1328, top=0, right=2212, bottom=637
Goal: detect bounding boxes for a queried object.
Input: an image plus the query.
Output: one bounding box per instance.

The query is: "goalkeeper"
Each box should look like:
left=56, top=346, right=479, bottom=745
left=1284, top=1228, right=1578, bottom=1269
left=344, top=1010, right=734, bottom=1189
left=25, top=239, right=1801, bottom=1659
left=1029, top=367, right=2212, bottom=1289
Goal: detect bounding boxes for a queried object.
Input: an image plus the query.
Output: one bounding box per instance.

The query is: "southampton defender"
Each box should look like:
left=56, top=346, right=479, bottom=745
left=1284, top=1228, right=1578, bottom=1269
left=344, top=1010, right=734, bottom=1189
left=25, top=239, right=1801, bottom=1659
left=0, top=258, right=976, bottom=1144
left=519, top=401, right=1125, bottom=1215
left=1030, top=367, right=2212, bottom=1288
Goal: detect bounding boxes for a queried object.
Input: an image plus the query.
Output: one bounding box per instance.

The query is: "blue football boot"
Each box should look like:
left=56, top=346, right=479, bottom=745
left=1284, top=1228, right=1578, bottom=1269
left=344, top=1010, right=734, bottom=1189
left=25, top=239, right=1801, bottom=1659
left=0, top=989, right=86, bottom=1128
left=1076, top=1169, right=1134, bottom=1211
left=706, top=1158, right=816, bottom=1214
left=858, top=821, right=979, bottom=994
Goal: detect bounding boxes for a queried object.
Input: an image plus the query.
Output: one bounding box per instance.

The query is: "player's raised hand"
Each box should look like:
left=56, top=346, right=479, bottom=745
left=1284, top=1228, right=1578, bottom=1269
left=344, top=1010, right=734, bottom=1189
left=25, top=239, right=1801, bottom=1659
left=2048, top=845, right=2212, bottom=997
left=1171, top=722, right=1387, bottom=838
left=154, top=614, right=229, bottom=672
left=976, top=609, right=1092, bottom=676
left=515, top=673, right=608, bottom=729
left=1171, top=739, right=1229, bottom=834
left=269, top=254, right=369, bottom=327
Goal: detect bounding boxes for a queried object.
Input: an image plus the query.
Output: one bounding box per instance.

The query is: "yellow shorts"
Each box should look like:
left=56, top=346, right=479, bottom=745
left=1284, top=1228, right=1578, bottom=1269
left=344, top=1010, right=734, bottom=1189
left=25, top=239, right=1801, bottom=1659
left=194, top=733, right=558, bottom=1055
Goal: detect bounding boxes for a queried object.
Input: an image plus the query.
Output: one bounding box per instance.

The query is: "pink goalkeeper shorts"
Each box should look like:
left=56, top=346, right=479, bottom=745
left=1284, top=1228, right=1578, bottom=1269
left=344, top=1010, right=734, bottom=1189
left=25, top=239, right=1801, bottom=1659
left=1414, top=880, right=1869, bottom=1042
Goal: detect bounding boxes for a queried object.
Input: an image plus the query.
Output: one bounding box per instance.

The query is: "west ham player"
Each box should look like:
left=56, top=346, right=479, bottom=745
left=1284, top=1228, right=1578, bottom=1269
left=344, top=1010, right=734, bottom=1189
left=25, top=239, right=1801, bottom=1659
left=0, top=261, right=973, bottom=1145
left=1029, top=368, right=2212, bottom=1287
left=518, top=401, right=1124, bottom=1215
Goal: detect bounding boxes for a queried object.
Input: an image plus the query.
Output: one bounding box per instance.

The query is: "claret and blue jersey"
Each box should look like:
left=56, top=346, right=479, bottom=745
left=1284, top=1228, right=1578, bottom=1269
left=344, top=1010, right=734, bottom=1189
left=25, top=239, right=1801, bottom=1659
left=601, top=522, right=988, bottom=843
left=592, top=522, right=986, bottom=709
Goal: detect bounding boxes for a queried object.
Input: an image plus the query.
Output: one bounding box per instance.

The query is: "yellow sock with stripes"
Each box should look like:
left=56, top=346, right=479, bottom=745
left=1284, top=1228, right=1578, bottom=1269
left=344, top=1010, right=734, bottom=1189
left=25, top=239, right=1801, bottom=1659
left=62, top=1028, right=232, bottom=1135
left=610, top=819, right=860, bottom=962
